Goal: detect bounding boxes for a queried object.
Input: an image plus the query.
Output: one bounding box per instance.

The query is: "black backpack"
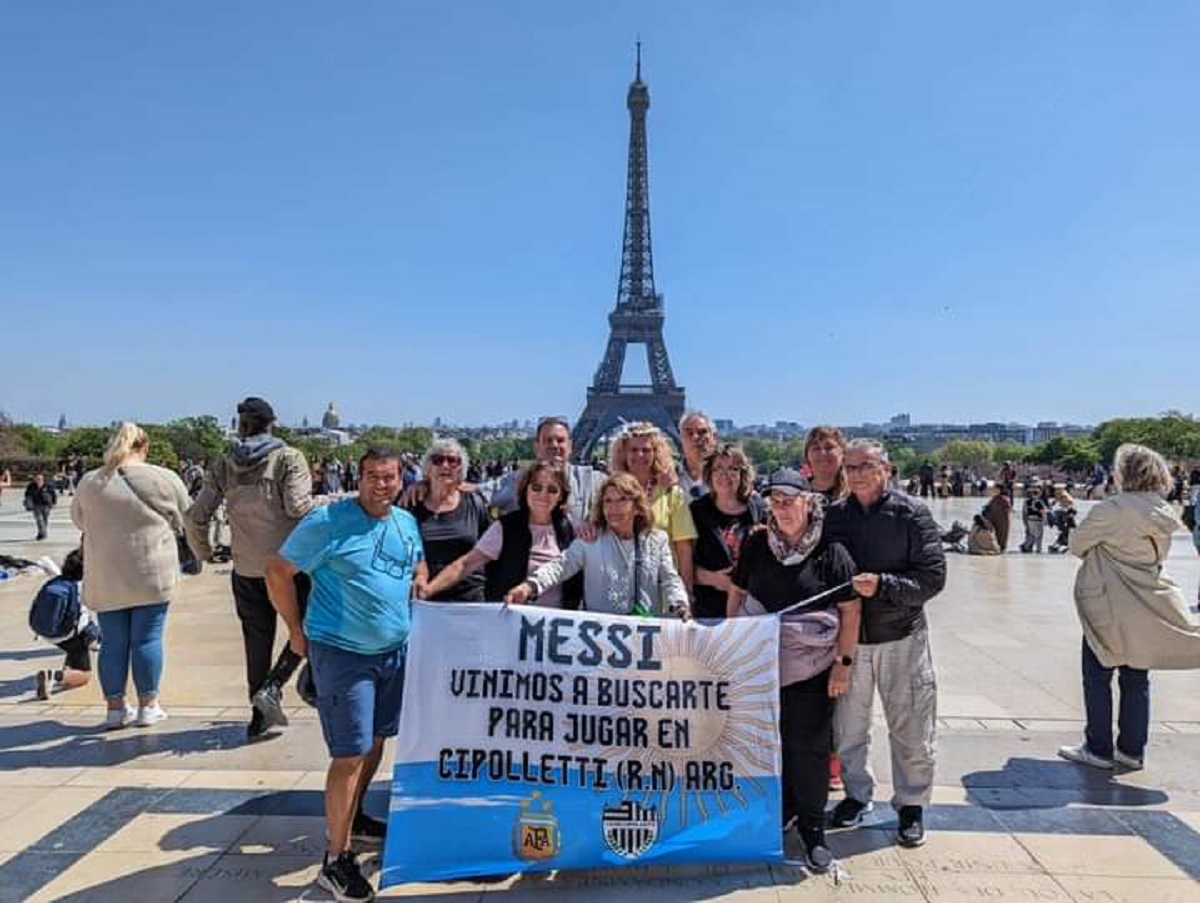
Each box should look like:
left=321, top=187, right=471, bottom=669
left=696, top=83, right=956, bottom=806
left=29, top=576, right=82, bottom=641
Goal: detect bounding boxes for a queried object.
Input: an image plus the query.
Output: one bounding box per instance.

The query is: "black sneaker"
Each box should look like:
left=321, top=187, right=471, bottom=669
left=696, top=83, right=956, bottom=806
left=246, top=708, right=270, bottom=742
left=799, top=826, right=834, bottom=874
left=827, top=797, right=872, bottom=828
left=252, top=682, right=289, bottom=729
left=35, top=669, right=53, bottom=701
left=318, top=850, right=375, bottom=902
left=351, top=810, right=387, bottom=846
left=897, top=805, right=926, bottom=848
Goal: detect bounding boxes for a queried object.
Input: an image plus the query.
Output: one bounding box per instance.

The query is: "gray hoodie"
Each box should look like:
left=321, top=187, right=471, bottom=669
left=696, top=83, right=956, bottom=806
left=185, top=435, right=314, bottom=577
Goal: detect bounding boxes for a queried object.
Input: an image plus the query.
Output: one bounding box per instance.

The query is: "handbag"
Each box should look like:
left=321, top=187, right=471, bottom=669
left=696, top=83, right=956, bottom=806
left=118, top=467, right=202, bottom=576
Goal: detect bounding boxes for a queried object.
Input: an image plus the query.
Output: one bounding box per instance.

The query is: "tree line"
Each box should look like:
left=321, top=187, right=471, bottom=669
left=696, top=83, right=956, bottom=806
left=1, top=411, right=1197, bottom=480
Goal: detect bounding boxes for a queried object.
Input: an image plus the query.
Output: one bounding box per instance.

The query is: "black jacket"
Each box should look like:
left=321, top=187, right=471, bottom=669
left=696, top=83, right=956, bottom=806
left=25, top=481, right=57, bottom=509
left=825, top=490, right=946, bottom=644
left=484, top=509, right=583, bottom=609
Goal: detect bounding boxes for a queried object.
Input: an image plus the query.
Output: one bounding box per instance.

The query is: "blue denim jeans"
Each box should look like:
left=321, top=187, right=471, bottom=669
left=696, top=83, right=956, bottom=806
left=1082, top=637, right=1149, bottom=760
left=97, top=603, right=169, bottom=699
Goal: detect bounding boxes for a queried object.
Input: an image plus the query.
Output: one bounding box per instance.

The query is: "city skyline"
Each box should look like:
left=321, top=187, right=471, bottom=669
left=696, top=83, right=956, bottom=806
left=4, top=4, right=1198, bottom=428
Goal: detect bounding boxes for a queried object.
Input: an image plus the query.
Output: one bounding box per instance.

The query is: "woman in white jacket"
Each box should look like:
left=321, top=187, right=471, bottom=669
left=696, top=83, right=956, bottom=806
left=1059, top=443, right=1199, bottom=771
left=505, top=472, right=689, bottom=618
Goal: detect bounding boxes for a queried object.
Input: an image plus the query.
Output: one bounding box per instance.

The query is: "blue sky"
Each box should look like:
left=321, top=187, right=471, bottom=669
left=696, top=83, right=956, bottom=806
left=3, top=2, right=1198, bottom=429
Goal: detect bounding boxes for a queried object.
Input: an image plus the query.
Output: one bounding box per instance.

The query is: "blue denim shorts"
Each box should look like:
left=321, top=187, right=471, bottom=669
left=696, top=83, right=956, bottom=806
left=308, top=640, right=406, bottom=759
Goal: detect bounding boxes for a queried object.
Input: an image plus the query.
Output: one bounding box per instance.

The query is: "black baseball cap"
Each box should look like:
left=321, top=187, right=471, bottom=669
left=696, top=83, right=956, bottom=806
left=237, top=397, right=276, bottom=422
left=765, top=468, right=812, bottom=495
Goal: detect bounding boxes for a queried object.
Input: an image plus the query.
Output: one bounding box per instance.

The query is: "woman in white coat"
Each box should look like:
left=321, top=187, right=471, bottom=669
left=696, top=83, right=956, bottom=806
left=1059, top=443, right=1200, bottom=771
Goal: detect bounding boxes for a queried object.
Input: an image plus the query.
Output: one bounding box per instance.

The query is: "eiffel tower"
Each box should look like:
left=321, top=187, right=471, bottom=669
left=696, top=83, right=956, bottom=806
left=572, top=46, right=686, bottom=463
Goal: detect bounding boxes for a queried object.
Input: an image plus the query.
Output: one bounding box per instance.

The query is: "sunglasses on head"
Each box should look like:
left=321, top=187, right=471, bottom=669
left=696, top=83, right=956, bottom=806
left=431, top=454, right=460, bottom=467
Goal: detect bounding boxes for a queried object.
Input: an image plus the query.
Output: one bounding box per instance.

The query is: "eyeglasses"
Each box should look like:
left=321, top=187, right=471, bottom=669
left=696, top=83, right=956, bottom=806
left=430, top=454, right=461, bottom=467
left=529, top=482, right=561, bottom=495
left=684, top=427, right=712, bottom=438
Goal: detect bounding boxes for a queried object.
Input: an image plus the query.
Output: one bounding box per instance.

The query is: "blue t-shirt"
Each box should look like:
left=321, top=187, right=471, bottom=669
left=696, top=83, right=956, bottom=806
left=280, top=499, right=424, bottom=655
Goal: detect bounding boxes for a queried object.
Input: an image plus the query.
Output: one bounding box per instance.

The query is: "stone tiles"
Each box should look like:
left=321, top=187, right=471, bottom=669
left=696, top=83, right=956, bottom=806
left=0, top=493, right=1198, bottom=900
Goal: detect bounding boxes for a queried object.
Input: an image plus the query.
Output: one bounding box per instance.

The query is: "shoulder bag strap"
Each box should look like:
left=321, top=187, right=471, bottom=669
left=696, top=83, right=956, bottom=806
left=117, top=467, right=181, bottom=535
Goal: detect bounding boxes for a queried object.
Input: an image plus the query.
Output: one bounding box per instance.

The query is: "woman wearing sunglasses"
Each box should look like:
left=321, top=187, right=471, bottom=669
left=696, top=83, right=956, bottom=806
left=417, top=462, right=582, bottom=608
left=505, top=472, right=689, bottom=618
left=403, top=439, right=490, bottom=602
left=727, top=469, right=860, bottom=874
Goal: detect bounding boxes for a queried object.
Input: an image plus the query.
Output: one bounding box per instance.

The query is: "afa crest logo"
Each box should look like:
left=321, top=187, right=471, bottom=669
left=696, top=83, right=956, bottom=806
left=513, top=791, right=560, bottom=861
left=601, top=799, right=659, bottom=859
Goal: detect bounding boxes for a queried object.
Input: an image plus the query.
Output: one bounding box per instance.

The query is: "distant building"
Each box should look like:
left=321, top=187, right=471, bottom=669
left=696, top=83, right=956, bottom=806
left=322, top=403, right=340, bottom=431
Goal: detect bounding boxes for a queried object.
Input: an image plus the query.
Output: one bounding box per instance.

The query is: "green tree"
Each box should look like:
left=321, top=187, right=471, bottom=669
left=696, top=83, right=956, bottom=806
left=59, top=427, right=113, bottom=465
left=10, top=425, right=62, bottom=460
left=934, top=440, right=993, bottom=471
left=991, top=441, right=1026, bottom=467
left=162, top=416, right=229, bottom=463
left=1092, top=413, right=1200, bottom=463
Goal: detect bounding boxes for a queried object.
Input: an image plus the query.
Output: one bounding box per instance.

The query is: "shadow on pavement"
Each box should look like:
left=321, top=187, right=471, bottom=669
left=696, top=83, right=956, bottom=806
left=962, top=755, right=1169, bottom=809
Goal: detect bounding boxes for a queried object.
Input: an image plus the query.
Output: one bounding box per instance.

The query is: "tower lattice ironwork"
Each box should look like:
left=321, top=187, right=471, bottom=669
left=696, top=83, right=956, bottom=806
left=572, top=47, right=685, bottom=462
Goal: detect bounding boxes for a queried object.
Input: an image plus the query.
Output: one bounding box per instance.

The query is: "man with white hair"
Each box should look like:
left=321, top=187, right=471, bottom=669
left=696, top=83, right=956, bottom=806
left=825, top=438, right=946, bottom=849
left=677, top=411, right=718, bottom=500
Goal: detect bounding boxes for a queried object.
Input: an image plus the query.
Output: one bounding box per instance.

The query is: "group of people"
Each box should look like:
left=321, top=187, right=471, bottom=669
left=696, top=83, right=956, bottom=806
left=21, top=397, right=1200, bottom=902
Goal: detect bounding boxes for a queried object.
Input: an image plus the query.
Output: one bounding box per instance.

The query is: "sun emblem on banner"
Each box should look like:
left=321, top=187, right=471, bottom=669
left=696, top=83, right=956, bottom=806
left=576, top=622, right=779, bottom=829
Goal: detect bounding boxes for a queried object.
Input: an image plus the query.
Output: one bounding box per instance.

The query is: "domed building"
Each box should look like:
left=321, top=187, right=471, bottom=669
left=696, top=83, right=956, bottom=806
left=321, top=402, right=340, bottom=431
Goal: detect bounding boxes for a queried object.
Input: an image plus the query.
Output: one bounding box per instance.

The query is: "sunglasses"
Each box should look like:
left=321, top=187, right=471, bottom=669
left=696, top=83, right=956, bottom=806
left=431, top=454, right=461, bottom=467
left=529, top=482, right=562, bottom=495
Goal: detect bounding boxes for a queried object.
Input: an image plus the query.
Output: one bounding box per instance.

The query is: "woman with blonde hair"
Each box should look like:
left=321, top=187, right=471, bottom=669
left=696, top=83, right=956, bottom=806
left=609, top=422, right=696, bottom=593
left=505, top=471, right=689, bottom=618
left=1059, top=443, right=1200, bottom=770
left=404, top=438, right=490, bottom=601
left=71, top=422, right=192, bottom=729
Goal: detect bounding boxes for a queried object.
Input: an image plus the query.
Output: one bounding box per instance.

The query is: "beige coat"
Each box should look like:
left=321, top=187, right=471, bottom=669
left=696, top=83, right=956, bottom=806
left=1069, top=492, right=1200, bottom=669
left=71, top=464, right=192, bottom=612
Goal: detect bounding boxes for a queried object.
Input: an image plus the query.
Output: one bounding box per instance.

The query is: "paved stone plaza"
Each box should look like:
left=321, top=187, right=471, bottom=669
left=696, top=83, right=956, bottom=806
left=1, top=491, right=1197, bottom=901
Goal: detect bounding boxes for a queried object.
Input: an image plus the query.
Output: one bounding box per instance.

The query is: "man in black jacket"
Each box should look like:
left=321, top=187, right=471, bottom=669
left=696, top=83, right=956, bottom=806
left=25, top=472, right=58, bottom=540
left=825, top=439, right=946, bottom=848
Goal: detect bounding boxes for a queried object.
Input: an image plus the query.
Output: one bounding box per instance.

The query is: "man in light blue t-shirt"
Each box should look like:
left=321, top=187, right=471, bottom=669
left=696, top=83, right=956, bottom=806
left=265, top=447, right=425, bottom=903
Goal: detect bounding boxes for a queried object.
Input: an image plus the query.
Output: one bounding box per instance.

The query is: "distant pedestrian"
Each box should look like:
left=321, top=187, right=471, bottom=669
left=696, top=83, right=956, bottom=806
left=1019, top=486, right=1048, bottom=553
left=24, top=472, right=57, bottom=540
left=981, top=483, right=1012, bottom=551
left=71, top=422, right=191, bottom=729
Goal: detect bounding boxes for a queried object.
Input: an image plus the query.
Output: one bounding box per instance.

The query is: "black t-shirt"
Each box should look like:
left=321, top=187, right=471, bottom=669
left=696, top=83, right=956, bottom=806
left=690, top=495, right=766, bottom=618
left=407, top=492, right=490, bottom=601
left=732, top=531, right=856, bottom=614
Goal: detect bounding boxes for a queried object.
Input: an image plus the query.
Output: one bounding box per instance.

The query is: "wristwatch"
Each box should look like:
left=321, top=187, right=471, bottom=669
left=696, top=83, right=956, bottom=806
left=836, top=655, right=854, bottom=667
left=525, top=580, right=540, bottom=601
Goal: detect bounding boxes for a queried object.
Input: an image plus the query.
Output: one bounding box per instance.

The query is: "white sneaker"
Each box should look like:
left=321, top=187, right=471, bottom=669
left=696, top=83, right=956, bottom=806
left=105, top=704, right=137, bottom=730
left=135, top=704, right=168, bottom=727
left=1057, top=744, right=1113, bottom=770
left=1113, top=749, right=1144, bottom=771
